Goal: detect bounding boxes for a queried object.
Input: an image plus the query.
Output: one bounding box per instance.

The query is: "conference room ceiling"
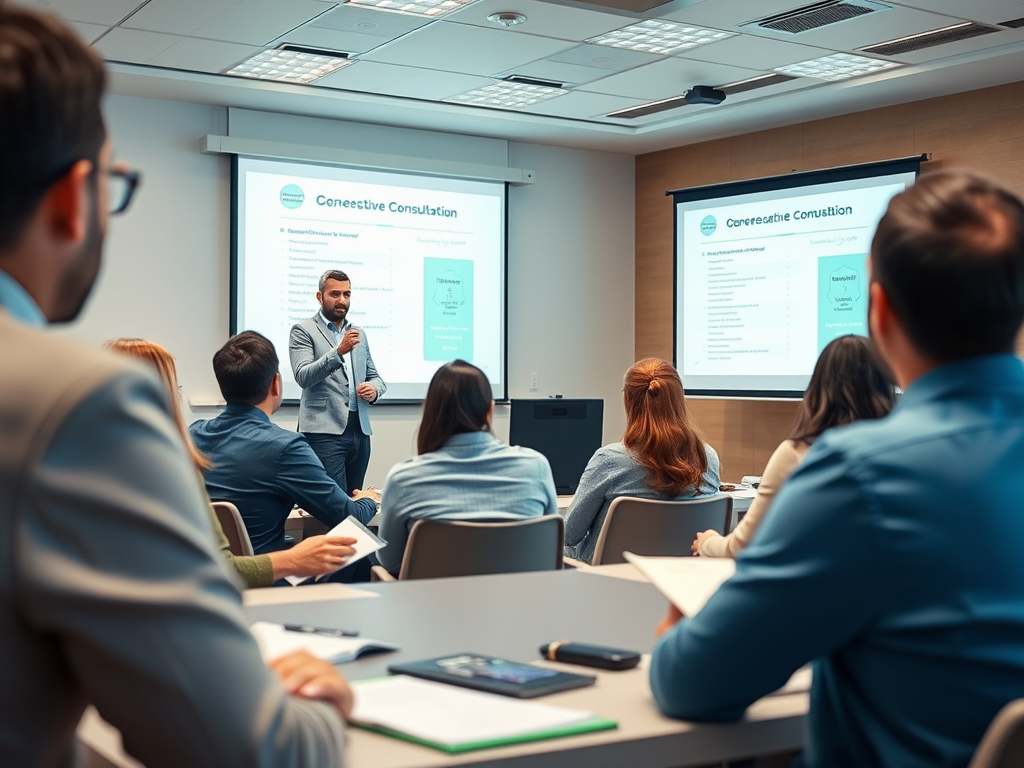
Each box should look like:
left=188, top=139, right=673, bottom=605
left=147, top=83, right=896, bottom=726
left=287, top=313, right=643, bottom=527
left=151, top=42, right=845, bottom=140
left=16, top=0, right=1024, bottom=153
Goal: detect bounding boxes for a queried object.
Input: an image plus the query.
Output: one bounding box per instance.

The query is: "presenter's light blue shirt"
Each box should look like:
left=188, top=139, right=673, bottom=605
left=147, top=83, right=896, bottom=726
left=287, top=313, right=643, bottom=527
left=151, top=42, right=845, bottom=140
left=0, top=268, right=45, bottom=327
left=189, top=404, right=375, bottom=554
left=318, top=311, right=356, bottom=411
left=377, top=431, right=559, bottom=574
left=650, top=354, right=1024, bottom=768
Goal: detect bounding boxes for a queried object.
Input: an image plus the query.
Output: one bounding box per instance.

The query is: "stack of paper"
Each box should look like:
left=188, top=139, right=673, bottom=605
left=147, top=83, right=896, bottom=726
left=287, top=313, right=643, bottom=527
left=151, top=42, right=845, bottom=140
left=250, top=621, right=398, bottom=663
left=623, top=552, right=736, bottom=616
left=285, top=515, right=386, bottom=586
left=350, top=676, right=616, bottom=753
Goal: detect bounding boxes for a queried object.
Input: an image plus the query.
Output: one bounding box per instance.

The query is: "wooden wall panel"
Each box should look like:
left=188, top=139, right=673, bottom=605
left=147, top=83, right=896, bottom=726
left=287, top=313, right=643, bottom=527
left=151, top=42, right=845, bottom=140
left=636, top=80, right=1024, bottom=479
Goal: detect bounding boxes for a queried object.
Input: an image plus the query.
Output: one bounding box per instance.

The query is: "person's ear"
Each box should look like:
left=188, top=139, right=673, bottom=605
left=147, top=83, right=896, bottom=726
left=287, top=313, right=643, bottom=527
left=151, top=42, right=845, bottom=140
left=271, top=372, right=283, bottom=398
left=868, top=281, right=892, bottom=340
left=315, top=291, right=323, bottom=304
left=486, top=400, right=494, bottom=428
left=45, top=160, right=94, bottom=245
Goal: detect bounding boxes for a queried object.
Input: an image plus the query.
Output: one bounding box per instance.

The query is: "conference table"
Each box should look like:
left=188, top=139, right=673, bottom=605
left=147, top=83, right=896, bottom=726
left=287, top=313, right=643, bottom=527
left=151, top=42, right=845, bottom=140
left=80, top=566, right=806, bottom=768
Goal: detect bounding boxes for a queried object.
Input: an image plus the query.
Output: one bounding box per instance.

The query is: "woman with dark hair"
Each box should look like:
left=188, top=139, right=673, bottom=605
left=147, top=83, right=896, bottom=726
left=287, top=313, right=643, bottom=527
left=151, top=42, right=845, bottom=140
left=695, top=334, right=896, bottom=558
left=563, top=358, right=720, bottom=564
left=377, top=359, right=558, bottom=575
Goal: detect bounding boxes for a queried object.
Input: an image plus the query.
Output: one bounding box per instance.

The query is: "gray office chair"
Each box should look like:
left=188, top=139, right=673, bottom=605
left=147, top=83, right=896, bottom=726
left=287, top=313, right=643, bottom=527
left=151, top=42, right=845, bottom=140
left=969, top=699, right=1024, bottom=768
left=589, top=495, right=734, bottom=566
left=211, top=501, right=254, bottom=557
left=371, top=516, right=564, bottom=582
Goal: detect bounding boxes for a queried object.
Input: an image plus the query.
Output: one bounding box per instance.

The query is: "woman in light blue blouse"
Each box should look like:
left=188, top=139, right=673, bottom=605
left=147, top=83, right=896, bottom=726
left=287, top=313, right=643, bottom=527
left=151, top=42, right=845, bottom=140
left=564, top=358, right=720, bottom=564
left=377, top=360, right=558, bottom=575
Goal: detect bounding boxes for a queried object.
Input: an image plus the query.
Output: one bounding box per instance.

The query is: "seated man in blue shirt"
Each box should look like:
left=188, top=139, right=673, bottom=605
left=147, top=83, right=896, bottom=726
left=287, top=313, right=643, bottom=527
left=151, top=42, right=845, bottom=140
left=191, top=331, right=377, bottom=581
left=651, top=171, right=1024, bottom=768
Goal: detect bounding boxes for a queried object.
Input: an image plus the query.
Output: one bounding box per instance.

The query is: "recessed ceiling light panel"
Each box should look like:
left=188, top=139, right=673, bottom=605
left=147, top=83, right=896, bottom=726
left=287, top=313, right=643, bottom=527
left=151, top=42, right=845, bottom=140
left=774, top=52, right=898, bottom=81
left=226, top=47, right=351, bottom=84
left=586, top=19, right=735, bottom=56
left=345, top=0, right=474, bottom=18
left=444, top=81, right=566, bottom=109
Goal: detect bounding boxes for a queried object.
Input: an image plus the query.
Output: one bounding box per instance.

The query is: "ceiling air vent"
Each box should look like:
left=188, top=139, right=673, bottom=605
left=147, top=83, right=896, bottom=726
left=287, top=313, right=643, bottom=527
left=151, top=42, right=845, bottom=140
left=607, top=96, right=690, bottom=120
left=746, top=1, right=889, bottom=35
left=719, top=73, right=798, bottom=95
left=502, top=75, right=564, bottom=89
left=1000, top=17, right=1024, bottom=29
left=861, top=22, right=998, bottom=56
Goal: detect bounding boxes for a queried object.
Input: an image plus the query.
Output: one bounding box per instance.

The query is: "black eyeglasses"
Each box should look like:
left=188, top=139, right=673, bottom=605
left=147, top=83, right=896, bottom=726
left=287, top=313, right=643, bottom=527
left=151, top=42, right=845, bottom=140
left=107, top=167, right=141, bottom=215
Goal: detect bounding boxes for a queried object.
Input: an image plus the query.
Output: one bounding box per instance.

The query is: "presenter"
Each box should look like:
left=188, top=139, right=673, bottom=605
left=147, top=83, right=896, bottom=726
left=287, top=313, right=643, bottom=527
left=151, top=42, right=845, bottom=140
left=290, top=269, right=386, bottom=494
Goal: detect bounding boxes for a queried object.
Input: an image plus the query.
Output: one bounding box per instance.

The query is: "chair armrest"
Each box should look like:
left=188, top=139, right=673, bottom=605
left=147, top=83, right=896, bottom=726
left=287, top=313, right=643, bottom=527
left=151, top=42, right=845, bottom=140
left=370, top=564, right=396, bottom=582
left=562, top=556, right=588, bottom=570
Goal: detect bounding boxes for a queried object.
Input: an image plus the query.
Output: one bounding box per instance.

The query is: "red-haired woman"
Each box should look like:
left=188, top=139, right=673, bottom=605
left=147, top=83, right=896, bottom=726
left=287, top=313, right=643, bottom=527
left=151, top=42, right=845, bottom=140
left=563, top=358, right=720, bottom=564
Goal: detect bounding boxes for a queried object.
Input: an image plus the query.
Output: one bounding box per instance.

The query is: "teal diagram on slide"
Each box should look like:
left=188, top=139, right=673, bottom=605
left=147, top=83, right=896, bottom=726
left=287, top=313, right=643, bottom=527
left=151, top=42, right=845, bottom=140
left=424, top=257, right=474, bottom=361
left=817, top=254, right=867, bottom=351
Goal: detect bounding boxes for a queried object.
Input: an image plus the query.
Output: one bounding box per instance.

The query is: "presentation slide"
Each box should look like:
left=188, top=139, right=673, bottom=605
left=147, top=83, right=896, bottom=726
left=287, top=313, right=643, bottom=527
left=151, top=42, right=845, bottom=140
left=234, top=157, right=507, bottom=401
left=675, top=170, right=916, bottom=396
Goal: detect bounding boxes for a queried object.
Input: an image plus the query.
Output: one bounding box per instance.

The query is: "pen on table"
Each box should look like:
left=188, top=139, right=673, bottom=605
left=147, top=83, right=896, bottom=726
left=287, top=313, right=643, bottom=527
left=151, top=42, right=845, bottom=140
left=284, top=624, right=359, bottom=638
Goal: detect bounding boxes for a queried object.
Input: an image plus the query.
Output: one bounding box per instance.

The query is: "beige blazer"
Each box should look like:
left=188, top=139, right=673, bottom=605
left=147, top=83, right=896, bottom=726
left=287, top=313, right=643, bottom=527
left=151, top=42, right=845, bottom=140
left=699, top=439, right=810, bottom=558
left=0, top=311, right=343, bottom=768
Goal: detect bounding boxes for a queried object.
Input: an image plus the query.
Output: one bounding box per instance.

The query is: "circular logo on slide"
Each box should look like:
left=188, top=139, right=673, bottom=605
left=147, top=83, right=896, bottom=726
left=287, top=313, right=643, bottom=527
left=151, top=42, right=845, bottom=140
left=700, top=215, right=717, bottom=236
left=280, top=184, right=304, bottom=209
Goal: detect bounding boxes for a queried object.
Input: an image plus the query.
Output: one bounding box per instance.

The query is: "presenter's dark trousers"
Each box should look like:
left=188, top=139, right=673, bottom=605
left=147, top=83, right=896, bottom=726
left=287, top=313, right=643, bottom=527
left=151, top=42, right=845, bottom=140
left=305, top=417, right=370, bottom=495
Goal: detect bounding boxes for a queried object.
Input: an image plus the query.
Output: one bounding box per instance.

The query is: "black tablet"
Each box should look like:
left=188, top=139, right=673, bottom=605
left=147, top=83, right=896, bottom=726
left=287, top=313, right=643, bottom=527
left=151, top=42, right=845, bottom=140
left=388, top=654, right=596, bottom=699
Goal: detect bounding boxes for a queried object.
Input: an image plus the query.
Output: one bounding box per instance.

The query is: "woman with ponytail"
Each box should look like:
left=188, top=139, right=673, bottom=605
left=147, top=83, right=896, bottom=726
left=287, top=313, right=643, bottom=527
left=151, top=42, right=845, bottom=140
left=563, top=358, right=720, bottom=564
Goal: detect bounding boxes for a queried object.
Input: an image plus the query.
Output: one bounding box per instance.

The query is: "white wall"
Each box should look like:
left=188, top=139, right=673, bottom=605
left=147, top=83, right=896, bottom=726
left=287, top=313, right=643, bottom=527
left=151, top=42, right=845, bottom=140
left=67, top=94, right=634, bottom=485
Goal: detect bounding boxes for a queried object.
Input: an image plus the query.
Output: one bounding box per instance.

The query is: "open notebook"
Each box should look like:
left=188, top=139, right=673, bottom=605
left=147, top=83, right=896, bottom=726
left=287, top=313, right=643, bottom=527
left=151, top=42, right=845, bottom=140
left=350, top=676, right=616, bottom=753
left=250, top=621, right=398, bottom=663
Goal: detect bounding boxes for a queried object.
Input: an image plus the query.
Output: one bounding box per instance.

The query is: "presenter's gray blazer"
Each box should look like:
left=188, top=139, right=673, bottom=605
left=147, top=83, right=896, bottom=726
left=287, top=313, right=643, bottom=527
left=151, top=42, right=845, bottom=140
left=0, top=310, right=343, bottom=768
left=289, top=316, right=387, bottom=435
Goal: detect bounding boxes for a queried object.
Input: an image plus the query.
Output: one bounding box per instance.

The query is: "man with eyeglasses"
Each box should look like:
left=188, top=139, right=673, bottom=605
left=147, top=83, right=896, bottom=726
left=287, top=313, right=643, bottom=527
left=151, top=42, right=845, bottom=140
left=0, top=8, right=349, bottom=768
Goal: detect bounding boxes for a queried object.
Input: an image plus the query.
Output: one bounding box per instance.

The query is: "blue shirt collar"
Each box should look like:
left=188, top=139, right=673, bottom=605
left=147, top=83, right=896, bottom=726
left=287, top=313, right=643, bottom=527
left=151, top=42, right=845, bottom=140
left=896, top=354, right=1024, bottom=411
left=318, top=311, right=348, bottom=334
left=444, top=431, right=499, bottom=448
left=0, top=268, right=46, bottom=327
left=222, top=403, right=271, bottom=422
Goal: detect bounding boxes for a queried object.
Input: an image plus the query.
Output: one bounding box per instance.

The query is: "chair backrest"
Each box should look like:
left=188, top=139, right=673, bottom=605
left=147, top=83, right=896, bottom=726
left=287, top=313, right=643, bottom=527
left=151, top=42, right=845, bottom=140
left=969, top=700, right=1024, bottom=768
left=211, top=501, right=254, bottom=558
left=591, top=495, right=733, bottom=566
left=398, top=516, right=564, bottom=581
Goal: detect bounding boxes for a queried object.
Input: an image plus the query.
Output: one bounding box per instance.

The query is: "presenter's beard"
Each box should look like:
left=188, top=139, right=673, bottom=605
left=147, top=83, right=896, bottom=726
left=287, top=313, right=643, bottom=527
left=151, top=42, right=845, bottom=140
left=52, top=207, right=103, bottom=325
left=322, top=303, right=348, bottom=324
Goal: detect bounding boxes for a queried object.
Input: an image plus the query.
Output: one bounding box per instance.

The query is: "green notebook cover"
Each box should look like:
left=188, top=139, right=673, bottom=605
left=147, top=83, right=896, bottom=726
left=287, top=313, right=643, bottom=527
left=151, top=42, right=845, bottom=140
left=352, top=716, right=618, bottom=754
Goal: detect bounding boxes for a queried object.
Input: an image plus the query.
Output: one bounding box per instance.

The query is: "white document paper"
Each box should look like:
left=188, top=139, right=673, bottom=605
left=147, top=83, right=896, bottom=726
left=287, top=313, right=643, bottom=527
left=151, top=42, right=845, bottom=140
left=623, top=552, right=736, bottom=616
left=250, top=621, right=398, bottom=663
left=350, top=676, right=595, bottom=747
left=285, top=515, right=387, bottom=586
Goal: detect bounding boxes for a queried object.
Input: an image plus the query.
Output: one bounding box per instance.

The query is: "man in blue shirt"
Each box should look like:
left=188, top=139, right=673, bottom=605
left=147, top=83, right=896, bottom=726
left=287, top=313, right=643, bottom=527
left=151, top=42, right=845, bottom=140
left=651, top=171, right=1024, bottom=768
left=191, top=332, right=377, bottom=578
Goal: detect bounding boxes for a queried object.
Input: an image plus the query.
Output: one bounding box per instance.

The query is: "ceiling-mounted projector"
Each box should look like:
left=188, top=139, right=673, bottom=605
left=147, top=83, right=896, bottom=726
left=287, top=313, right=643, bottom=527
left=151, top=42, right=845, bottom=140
left=684, top=85, right=726, bottom=105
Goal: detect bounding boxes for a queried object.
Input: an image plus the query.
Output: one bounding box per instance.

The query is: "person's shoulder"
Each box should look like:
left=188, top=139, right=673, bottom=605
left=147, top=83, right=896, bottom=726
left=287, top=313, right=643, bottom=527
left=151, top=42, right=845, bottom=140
left=702, top=442, right=720, bottom=463
left=289, top=316, right=317, bottom=334
left=596, top=442, right=632, bottom=463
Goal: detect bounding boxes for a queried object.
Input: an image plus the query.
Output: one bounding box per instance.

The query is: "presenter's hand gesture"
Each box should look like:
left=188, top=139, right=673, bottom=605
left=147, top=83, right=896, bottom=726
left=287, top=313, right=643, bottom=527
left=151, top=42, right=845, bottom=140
left=356, top=383, right=378, bottom=402
left=338, top=328, right=361, bottom=355
left=270, top=651, right=354, bottom=720
left=656, top=604, right=685, bottom=639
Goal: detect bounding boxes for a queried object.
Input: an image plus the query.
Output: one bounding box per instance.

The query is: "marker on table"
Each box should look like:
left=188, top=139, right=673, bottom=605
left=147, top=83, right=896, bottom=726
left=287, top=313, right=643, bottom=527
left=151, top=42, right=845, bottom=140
left=284, top=624, right=359, bottom=638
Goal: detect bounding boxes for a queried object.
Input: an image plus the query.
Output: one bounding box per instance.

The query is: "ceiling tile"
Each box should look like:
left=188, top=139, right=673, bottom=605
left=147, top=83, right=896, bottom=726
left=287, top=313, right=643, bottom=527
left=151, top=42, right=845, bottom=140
left=276, top=6, right=432, bottom=54
left=579, top=57, right=764, bottom=101
left=546, top=43, right=662, bottom=72
left=444, top=0, right=637, bottom=42
left=93, top=27, right=181, bottom=64
left=750, top=5, right=966, bottom=53
left=520, top=89, right=647, bottom=120
left=498, top=59, right=617, bottom=86
left=67, top=20, right=110, bottom=45
left=374, top=70, right=496, bottom=100
left=13, top=0, right=145, bottom=26
left=678, top=34, right=833, bottom=70
left=361, top=21, right=573, bottom=74
left=274, top=26, right=397, bottom=55
left=887, top=0, right=1024, bottom=26
left=124, top=0, right=336, bottom=46
left=658, top=0, right=810, bottom=29
left=149, top=38, right=264, bottom=73
left=313, top=60, right=419, bottom=89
